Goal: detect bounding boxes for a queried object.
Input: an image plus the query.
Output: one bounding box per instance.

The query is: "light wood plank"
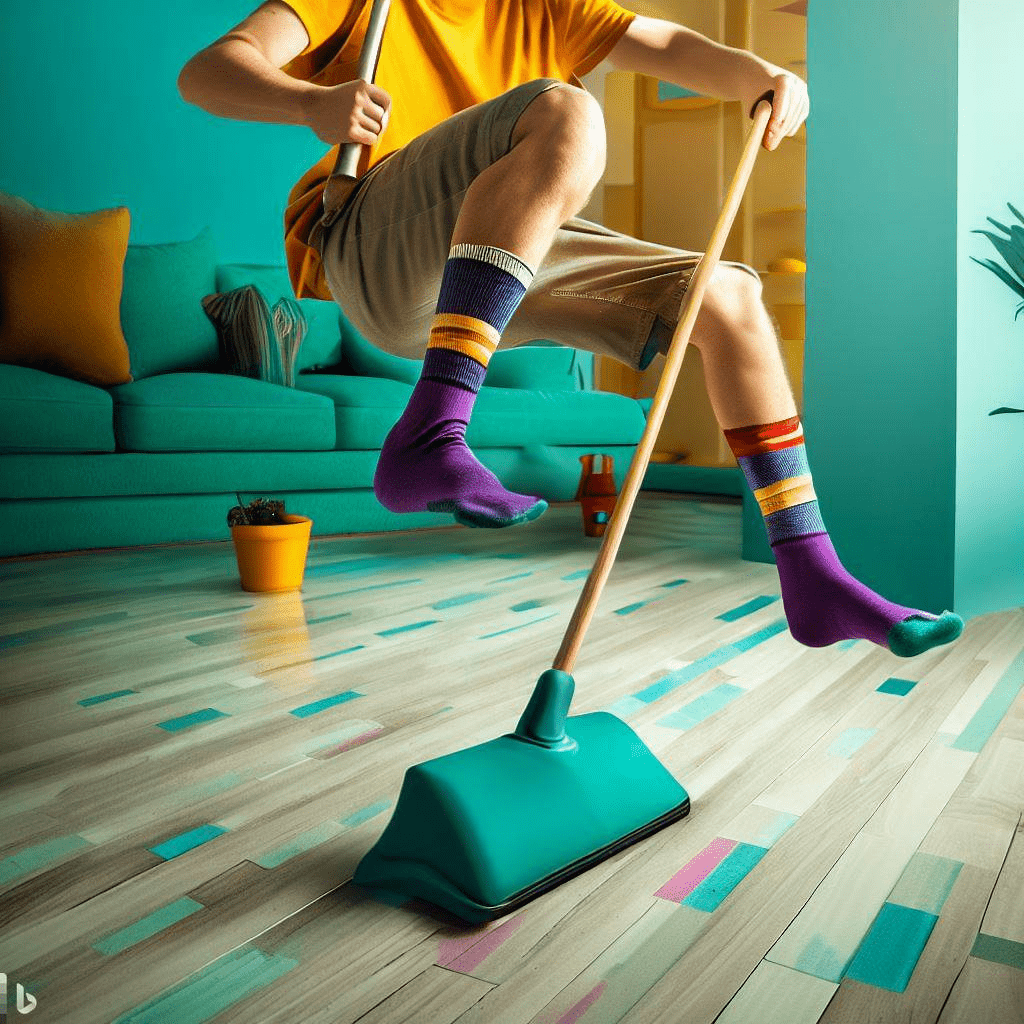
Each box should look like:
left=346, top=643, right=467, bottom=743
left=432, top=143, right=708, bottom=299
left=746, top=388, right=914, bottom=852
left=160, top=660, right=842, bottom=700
left=936, top=956, right=1024, bottom=1024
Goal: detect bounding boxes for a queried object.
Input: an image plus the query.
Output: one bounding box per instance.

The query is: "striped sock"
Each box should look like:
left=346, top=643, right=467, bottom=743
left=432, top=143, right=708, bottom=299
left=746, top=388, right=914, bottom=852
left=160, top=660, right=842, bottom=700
left=724, top=416, right=963, bottom=656
left=373, top=244, right=548, bottom=528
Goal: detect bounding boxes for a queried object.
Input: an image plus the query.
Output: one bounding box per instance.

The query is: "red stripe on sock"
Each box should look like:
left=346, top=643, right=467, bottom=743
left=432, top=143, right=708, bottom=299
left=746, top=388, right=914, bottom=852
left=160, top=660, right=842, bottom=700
left=723, top=416, right=803, bottom=457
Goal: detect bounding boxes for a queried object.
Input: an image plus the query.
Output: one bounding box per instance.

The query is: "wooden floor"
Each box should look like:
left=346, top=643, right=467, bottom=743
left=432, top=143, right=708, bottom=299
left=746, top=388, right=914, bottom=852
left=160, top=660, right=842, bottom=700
left=1, top=492, right=1022, bottom=1024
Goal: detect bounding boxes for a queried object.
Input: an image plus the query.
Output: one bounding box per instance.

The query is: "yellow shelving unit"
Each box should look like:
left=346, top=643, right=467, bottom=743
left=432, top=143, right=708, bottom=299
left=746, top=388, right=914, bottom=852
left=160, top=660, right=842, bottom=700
left=589, top=0, right=807, bottom=482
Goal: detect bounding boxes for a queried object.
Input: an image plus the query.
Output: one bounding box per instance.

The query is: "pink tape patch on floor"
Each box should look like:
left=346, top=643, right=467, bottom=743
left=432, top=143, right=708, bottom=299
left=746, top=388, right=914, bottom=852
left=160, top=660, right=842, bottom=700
left=654, top=836, right=737, bottom=902
left=336, top=727, right=385, bottom=753
left=556, top=981, right=608, bottom=1024
left=436, top=913, right=525, bottom=973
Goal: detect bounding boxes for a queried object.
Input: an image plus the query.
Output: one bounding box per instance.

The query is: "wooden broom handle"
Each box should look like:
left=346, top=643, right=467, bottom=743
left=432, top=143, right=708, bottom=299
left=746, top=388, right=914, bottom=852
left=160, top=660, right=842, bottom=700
left=553, top=96, right=774, bottom=674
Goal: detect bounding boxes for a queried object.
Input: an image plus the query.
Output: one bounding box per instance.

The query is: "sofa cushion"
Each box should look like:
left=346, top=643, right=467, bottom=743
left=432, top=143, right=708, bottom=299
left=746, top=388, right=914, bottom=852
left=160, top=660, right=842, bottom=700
left=120, top=228, right=221, bottom=380
left=202, top=285, right=306, bottom=387
left=0, top=194, right=133, bottom=386
left=0, top=364, right=115, bottom=453
left=296, top=374, right=646, bottom=449
left=215, top=264, right=343, bottom=372
left=110, top=372, right=336, bottom=452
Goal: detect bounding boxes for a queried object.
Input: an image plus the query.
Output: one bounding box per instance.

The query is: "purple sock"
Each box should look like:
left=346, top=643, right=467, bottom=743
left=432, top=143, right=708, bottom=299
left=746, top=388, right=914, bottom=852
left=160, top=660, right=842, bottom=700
left=373, top=244, right=547, bottom=528
left=725, top=417, right=963, bottom=657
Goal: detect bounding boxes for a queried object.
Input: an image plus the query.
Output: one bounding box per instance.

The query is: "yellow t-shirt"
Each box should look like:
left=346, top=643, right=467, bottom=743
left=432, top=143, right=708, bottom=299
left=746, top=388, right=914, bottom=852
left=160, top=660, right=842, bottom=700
left=281, top=0, right=636, bottom=300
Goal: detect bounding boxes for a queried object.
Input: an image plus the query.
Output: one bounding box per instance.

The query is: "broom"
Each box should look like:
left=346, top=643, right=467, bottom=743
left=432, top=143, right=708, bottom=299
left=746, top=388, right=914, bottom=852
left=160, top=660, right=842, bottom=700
left=352, top=81, right=776, bottom=922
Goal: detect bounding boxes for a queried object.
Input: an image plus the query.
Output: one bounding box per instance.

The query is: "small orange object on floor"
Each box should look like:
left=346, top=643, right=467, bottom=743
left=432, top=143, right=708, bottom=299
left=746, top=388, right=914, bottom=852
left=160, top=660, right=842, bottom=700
left=576, top=454, right=618, bottom=537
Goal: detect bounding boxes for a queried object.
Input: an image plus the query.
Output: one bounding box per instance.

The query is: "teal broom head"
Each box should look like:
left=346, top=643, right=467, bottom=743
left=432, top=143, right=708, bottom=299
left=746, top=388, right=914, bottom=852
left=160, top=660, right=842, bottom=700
left=352, top=669, right=690, bottom=923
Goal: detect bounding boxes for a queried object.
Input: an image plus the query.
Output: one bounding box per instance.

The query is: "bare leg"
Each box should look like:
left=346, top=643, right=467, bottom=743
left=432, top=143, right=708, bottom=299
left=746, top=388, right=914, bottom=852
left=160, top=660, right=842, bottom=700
left=373, top=83, right=608, bottom=527
left=682, top=271, right=961, bottom=656
left=450, top=84, right=607, bottom=267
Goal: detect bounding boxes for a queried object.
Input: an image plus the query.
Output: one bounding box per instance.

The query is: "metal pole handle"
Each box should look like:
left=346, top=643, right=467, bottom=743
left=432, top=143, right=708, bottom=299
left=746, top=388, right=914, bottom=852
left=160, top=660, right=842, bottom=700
left=325, top=0, right=391, bottom=196
left=552, top=96, right=775, bottom=675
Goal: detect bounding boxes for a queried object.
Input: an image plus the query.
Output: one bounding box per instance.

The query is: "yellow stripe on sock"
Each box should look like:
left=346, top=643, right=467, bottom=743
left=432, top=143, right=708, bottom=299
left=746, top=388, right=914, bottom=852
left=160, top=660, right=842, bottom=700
left=755, top=476, right=817, bottom=515
left=430, top=313, right=500, bottom=347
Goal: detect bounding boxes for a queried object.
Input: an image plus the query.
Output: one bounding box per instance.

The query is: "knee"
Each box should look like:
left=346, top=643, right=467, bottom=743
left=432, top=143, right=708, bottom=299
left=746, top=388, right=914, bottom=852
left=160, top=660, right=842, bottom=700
left=513, top=82, right=606, bottom=199
left=696, top=267, right=766, bottom=343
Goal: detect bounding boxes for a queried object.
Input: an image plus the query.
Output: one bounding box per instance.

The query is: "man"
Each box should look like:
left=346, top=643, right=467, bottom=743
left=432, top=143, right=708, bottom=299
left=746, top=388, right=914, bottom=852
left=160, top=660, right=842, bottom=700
left=178, top=0, right=962, bottom=657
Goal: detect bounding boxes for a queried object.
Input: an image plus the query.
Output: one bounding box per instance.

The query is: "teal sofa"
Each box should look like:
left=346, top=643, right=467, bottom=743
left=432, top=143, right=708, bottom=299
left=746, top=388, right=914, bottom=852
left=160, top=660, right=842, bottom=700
left=0, top=231, right=646, bottom=558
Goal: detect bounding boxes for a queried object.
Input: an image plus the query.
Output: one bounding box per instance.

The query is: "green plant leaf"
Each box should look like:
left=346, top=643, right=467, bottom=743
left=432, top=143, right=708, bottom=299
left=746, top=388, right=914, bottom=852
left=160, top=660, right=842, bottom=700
left=986, top=216, right=1013, bottom=236
left=976, top=231, right=1024, bottom=285
left=1007, top=202, right=1024, bottom=227
left=971, top=256, right=1024, bottom=300
left=989, top=407, right=1024, bottom=415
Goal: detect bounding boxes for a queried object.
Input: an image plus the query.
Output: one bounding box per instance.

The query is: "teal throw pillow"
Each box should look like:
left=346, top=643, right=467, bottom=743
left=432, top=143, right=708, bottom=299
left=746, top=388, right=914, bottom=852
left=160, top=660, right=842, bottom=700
left=120, top=226, right=220, bottom=379
left=201, top=285, right=306, bottom=388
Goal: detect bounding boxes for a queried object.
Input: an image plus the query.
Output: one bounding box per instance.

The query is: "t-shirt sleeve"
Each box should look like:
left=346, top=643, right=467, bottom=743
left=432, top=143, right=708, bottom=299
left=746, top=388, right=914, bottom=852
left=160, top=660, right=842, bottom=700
left=278, top=0, right=349, bottom=55
left=551, top=0, right=637, bottom=77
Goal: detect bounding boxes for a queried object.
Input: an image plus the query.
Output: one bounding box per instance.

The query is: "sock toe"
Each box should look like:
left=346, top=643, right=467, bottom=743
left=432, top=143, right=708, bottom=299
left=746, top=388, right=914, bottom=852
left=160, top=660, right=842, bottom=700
left=453, top=498, right=548, bottom=529
left=887, top=611, right=964, bottom=657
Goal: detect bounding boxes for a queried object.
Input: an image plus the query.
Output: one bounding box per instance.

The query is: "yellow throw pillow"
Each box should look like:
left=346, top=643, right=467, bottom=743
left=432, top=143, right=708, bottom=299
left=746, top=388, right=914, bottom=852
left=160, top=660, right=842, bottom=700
left=0, top=194, right=133, bottom=386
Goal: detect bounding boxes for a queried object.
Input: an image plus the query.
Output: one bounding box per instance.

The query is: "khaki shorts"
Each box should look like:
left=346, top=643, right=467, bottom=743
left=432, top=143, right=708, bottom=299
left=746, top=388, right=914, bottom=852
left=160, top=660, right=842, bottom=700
left=320, top=78, right=760, bottom=370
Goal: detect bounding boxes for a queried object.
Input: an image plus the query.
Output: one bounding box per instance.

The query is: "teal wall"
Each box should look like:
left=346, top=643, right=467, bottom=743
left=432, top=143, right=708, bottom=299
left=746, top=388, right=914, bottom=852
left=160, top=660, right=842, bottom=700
left=805, top=2, right=959, bottom=613
left=0, top=1, right=324, bottom=260
left=954, top=0, right=1024, bottom=619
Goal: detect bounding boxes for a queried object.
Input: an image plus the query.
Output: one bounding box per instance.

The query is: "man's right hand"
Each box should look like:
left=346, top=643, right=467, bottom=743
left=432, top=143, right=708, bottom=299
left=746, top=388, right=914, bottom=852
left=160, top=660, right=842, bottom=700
left=304, top=79, right=392, bottom=147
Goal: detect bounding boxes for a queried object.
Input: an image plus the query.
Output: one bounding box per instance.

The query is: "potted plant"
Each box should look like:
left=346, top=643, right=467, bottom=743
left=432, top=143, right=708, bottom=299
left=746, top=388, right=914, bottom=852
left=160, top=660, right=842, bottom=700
left=227, top=494, right=312, bottom=592
left=972, top=202, right=1024, bottom=415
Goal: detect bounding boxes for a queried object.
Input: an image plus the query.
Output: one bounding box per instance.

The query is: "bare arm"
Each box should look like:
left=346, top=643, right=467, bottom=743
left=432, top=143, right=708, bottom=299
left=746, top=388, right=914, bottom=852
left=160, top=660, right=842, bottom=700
left=177, top=0, right=390, bottom=147
left=607, top=15, right=808, bottom=151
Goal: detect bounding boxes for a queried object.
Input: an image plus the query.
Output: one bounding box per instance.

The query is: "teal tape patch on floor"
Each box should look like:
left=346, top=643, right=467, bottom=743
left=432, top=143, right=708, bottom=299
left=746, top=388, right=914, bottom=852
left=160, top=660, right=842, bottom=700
left=110, top=946, right=298, bottom=1024
left=605, top=696, right=647, bottom=720
left=951, top=646, right=1024, bottom=753
left=877, top=677, right=917, bottom=696
left=376, top=620, right=438, bottom=637
left=0, top=834, right=92, bottom=886
left=255, top=822, right=342, bottom=869
left=656, top=683, right=745, bottom=731
left=716, top=595, right=779, bottom=622
left=93, top=898, right=204, bottom=956
left=635, top=620, right=787, bottom=704
left=432, top=592, right=489, bottom=610
left=844, top=902, right=937, bottom=992
left=148, top=824, right=228, bottom=861
left=682, top=842, right=768, bottom=912
left=615, top=601, right=648, bottom=616
left=341, top=799, right=391, bottom=829
left=971, top=933, right=1024, bottom=971
left=157, top=708, right=229, bottom=732
left=314, top=645, right=365, bottom=661
left=79, top=689, right=136, bottom=707
left=306, top=611, right=351, bottom=625
left=290, top=690, right=362, bottom=718
left=827, top=727, right=878, bottom=759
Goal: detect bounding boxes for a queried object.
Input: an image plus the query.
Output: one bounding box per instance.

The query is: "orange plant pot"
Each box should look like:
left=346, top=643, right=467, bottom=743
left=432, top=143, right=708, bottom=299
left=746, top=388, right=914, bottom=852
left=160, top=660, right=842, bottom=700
left=230, top=514, right=313, bottom=593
